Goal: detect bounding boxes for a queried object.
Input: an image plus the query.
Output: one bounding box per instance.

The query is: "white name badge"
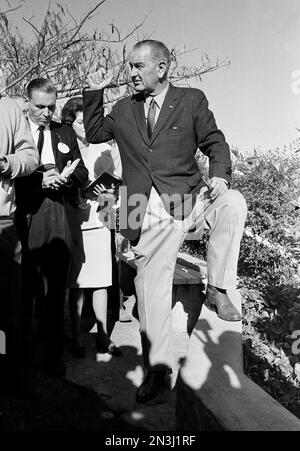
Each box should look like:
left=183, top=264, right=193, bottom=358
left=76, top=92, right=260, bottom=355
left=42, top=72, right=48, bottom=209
left=58, top=142, right=70, bottom=154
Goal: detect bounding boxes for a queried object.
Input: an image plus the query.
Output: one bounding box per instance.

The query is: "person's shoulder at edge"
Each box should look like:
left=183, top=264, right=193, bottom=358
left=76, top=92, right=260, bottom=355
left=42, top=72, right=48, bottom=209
left=0, top=96, right=22, bottom=117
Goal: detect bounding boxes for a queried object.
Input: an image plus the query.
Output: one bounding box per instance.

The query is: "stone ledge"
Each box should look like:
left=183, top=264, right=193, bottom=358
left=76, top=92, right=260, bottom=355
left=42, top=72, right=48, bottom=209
left=175, top=301, right=300, bottom=431
left=176, top=370, right=300, bottom=431
left=115, top=239, right=300, bottom=430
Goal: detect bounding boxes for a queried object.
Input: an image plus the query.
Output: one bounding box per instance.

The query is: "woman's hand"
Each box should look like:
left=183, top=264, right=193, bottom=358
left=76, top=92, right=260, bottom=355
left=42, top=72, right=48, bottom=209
left=93, top=183, right=116, bottom=199
left=92, top=184, right=104, bottom=198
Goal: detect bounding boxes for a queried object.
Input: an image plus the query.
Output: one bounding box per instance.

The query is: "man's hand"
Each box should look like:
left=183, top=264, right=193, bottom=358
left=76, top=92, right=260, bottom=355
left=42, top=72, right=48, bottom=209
left=87, top=67, right=115, bottom=91
left=209, top=177, right=228, bottom=201
left=59, top=160, right=73, bottom=185
left=42, top=169, right=64, bottom=190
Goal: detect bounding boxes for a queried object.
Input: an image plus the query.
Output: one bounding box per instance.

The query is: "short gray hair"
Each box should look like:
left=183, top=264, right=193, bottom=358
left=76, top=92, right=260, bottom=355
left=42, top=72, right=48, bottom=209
left=133, top=40, right=171, bottom=71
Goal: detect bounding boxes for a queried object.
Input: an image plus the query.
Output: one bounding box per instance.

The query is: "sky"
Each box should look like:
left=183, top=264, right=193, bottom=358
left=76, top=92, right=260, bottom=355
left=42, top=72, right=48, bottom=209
left=8, top=0, right=300, bottom=153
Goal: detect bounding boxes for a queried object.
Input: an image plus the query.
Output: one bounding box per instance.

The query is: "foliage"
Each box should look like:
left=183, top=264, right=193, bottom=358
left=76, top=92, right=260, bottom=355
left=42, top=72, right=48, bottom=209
left=181, top=142, right=300, bottom=418
left=184, top=142, right=300, bottom=284
left=0, top=0, right=229, bottom=100
left=232, top=144, right=300, bottom=281
left=234, top=143, right=300, bottom=413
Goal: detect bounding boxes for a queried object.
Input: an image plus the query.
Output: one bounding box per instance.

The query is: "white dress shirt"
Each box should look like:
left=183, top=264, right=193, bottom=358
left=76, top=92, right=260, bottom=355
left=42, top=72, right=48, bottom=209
left=144, top=82, right=170, bottom=125
left=28, top=118, right=55, bottom=166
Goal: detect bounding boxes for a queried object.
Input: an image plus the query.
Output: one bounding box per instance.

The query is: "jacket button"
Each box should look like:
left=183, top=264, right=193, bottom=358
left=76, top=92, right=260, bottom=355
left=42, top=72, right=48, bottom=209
left=148, top=148, right=153, bottom=152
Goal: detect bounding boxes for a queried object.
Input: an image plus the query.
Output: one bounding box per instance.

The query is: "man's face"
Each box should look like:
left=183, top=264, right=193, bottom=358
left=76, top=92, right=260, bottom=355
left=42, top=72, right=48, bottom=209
left=28, top=89, right=56, bottom=127
left=128, top=46, right=162, bottom=95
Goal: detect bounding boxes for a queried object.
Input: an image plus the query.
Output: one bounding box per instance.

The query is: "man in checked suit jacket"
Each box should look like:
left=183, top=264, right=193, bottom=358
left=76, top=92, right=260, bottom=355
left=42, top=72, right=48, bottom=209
left=83, top=40, right=247, bottom=403
left=16, top=79, right=88, bottom=377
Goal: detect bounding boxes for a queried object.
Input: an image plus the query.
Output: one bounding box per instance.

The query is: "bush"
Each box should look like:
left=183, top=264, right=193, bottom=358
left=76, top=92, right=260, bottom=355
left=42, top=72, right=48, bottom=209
left=184, top=143, right=300, bottom=281
left=232, top=144, right=300, bottom=281
left=181, top=141, right=300, bottom=417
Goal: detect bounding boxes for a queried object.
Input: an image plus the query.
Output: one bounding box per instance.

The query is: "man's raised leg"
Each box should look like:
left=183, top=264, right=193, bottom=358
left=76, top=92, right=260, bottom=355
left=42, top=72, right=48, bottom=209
left=186, top=188, right=247, bottom=321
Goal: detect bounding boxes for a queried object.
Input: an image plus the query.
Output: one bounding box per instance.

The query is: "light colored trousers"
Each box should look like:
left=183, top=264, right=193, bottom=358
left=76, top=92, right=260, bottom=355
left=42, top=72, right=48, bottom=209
left=131, top=186, right=247, bottom=372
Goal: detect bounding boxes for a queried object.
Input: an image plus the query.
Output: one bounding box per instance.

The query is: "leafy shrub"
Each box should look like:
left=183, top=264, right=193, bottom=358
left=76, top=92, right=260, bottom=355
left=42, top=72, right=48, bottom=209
left=181, top=141, right=300, bottom=417
left=232, top=144, right=300, bottom=282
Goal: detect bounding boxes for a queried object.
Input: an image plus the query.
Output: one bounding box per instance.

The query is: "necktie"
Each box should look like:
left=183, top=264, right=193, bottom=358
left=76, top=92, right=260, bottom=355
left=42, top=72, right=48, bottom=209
left=147, top=98, right=157, bottom=139
left=37, top=125, right=45, bottom=156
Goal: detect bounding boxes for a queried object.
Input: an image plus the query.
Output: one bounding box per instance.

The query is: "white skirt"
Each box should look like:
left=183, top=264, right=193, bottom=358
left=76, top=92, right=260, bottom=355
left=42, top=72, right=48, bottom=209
left=76, top=227, right=112, bottom=288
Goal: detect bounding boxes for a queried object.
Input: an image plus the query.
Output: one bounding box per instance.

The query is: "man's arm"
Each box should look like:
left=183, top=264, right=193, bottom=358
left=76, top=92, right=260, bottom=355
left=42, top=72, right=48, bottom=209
left=193, top=91, right=232, bottom=183
left=192, top=90, right=232, bottom=199
left=0, top=98, right=39, bottom=179
left=83, top=89, right=115, bottom=144
left=83, top=69, right=116, bottom=144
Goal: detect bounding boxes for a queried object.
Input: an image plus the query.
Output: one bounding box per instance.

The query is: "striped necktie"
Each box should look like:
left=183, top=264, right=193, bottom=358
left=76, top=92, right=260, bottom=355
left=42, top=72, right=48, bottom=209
left=146, top=98, right=157, bottom=139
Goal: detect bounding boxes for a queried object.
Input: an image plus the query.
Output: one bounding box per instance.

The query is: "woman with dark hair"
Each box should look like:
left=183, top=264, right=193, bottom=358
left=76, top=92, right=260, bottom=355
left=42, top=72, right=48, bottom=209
left=61, top=96, right=122, bottom=358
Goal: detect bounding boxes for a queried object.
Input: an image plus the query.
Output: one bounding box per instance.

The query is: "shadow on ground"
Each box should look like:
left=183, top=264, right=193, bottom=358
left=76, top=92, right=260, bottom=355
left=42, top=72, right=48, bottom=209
left=64, top=311, right=177, bottom=431
left=0, top=365, right=145, bottom=431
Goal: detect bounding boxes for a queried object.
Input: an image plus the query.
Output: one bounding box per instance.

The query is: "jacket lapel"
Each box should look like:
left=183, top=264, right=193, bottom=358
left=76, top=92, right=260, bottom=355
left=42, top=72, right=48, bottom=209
left=150, top=84, right=180, bottom=144
left=131, top=84, right=180, bottom=146
left=131, top=94, right=149, bottom=145
left=50, top=122, right=60, bottom=168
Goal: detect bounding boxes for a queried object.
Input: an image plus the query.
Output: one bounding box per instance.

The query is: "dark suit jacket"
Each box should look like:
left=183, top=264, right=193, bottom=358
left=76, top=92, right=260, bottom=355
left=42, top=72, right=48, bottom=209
left=16, top=121, right=88, bottom=246
left=83, top=84, right=232, bottom=242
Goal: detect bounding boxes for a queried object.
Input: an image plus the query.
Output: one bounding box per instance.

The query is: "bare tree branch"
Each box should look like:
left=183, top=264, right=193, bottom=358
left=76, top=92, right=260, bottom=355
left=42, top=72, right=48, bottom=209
left=0, top=0, right=23, bottom=14
left=0, top=1, right=228, bottom=101
left=66, top=0, right=107, bottom=45
left=0, top=1, right=109, bottom=94
left=80, top=20, right=146, bottom=44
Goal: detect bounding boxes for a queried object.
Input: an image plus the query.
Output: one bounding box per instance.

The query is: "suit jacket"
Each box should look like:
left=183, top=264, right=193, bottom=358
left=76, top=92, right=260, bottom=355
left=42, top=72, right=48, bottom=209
left=83, top=84, right=232, bottom=242
left=16, top=121, right=88, bottom=246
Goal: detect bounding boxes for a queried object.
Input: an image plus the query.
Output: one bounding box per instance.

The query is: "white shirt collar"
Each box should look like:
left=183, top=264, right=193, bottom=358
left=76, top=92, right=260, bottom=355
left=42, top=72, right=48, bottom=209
left=28, top=117, right=50, bottom=133
left=145, top=82, right=169, bottom=110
